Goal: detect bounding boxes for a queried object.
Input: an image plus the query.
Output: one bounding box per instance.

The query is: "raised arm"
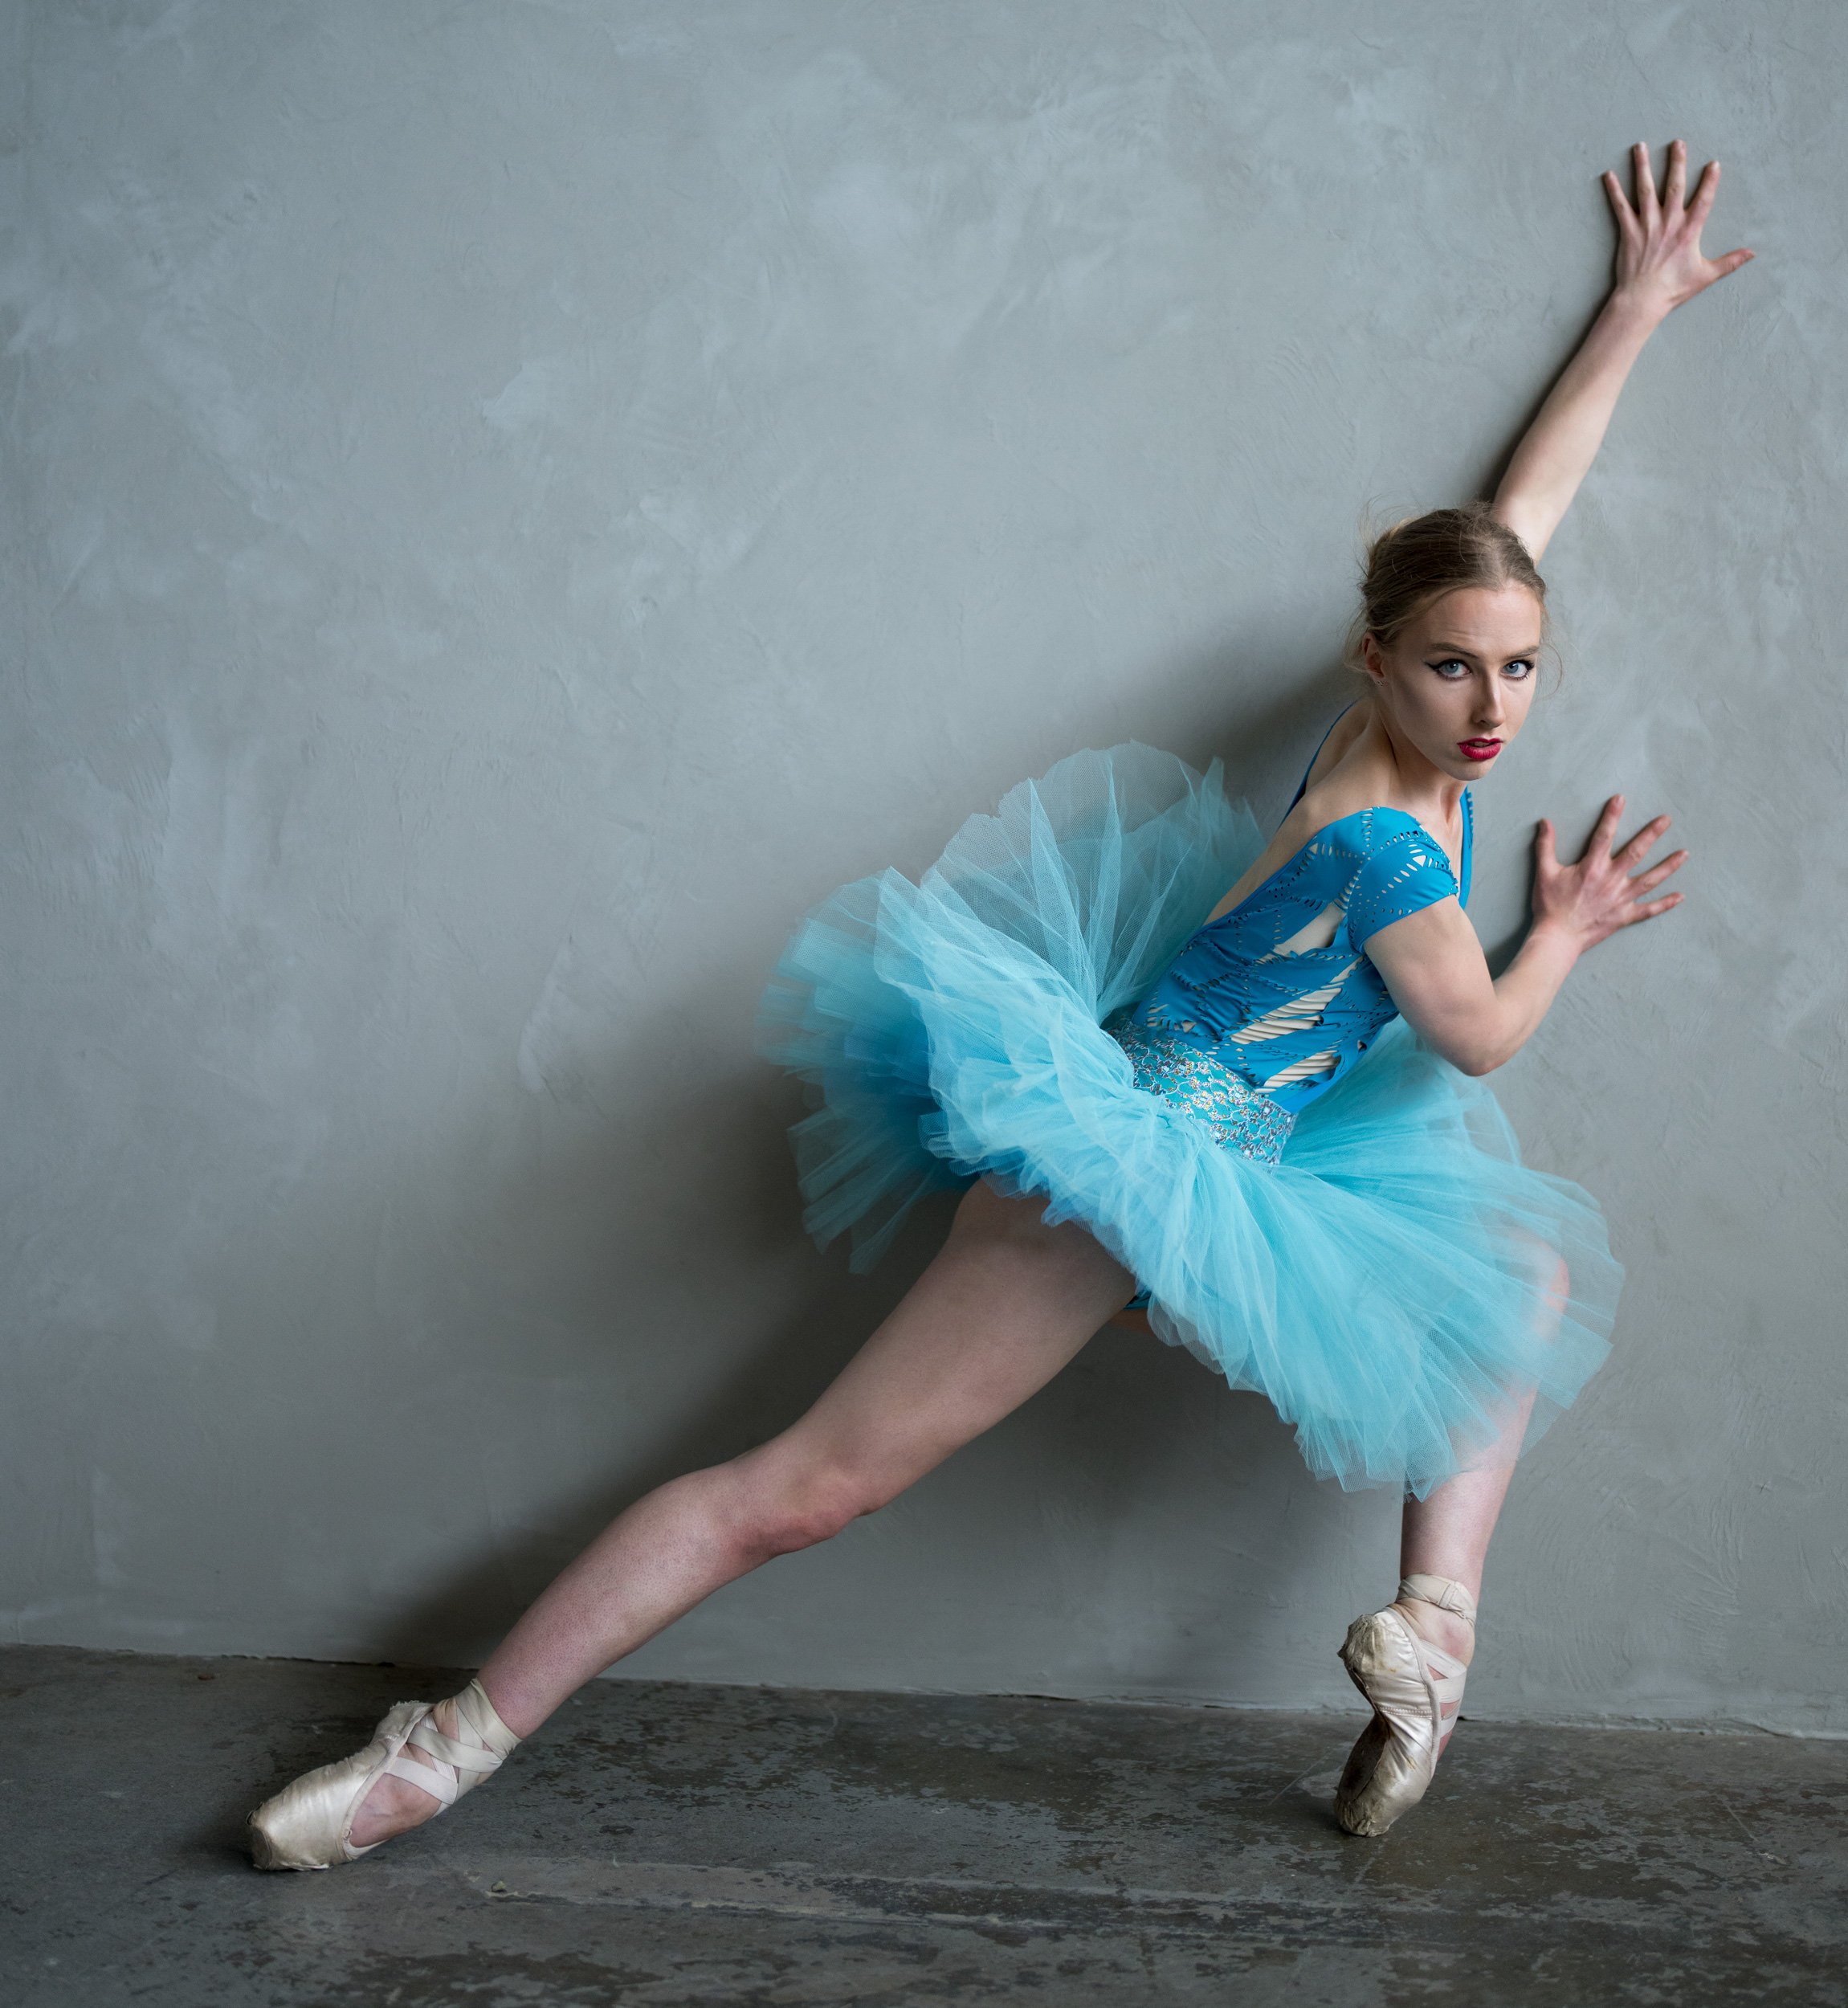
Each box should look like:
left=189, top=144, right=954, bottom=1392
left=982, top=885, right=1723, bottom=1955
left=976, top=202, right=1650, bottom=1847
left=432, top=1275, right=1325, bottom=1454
left=1491, top=141, right=1752, bottom=561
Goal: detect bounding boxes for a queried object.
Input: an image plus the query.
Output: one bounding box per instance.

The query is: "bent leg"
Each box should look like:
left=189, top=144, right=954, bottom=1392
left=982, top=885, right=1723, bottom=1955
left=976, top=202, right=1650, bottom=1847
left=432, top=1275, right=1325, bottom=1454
left=349, top=1182, right=1132, bottom=1846
left=1333, top=1255, right=1570, bottom=1835
left=1398, top=1418, right=1529, bottom=1626
left=1396, top=1251, right=1569, bottom=1675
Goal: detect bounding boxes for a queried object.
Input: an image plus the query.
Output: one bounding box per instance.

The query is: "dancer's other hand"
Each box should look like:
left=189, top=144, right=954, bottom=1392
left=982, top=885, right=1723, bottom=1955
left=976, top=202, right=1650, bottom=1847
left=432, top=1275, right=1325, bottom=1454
left=1532, top=795, right=1688, bottom=953
left=1604, top=139, right=1753, bottom=318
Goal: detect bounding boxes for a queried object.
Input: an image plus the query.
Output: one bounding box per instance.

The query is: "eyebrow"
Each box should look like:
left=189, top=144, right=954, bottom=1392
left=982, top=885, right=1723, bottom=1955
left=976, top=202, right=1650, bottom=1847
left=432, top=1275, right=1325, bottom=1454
left=1424, top=640, right=1542, bottom=659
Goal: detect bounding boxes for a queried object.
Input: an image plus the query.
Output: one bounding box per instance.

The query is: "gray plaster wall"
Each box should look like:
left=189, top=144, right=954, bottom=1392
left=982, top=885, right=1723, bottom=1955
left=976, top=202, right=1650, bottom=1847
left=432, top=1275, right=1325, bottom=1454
left=4, top=1, right=1842, bottom=1733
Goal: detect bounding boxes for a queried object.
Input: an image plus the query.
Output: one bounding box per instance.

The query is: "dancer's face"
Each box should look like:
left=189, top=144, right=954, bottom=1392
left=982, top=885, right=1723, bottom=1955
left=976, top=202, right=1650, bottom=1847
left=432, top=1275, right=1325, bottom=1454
left=1361, top=586, right=1543, bottom=782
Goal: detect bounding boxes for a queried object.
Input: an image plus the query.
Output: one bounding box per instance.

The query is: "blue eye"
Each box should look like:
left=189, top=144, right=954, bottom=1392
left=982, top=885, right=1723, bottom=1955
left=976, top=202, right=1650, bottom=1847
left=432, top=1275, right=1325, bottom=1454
left=1429, top=659, right=1470, bottom=680
left=1503, top=659, right=1536, bottom=680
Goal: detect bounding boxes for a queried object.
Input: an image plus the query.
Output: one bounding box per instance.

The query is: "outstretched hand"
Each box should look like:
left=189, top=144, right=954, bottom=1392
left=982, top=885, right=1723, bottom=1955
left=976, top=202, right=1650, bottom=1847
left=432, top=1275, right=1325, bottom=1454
left=1605, top=139, right=1753, bottom=314
left=1532, top=797, right=1687, bottom=954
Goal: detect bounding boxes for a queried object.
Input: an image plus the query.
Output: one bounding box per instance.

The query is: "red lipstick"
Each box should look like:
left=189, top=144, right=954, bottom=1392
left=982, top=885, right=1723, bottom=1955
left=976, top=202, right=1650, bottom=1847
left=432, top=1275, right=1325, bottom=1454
left=1458, top=738, right=1502, bottom=763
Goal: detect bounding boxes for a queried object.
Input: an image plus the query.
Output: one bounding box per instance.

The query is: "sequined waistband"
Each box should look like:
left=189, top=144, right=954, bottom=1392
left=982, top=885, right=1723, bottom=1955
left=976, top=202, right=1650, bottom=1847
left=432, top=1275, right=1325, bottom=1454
left=1104, top=1014, right=1295, bottom=1168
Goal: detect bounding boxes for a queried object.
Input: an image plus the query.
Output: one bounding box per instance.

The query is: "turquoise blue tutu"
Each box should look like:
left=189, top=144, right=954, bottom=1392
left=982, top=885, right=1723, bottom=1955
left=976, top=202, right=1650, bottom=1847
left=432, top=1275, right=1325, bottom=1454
left=758, top=744, right=1618, bottom=1496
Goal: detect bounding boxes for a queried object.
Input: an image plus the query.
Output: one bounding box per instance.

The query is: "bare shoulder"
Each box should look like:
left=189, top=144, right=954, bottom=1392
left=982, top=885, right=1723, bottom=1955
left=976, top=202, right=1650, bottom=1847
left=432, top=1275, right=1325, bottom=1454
left=1304, top=695, right=1374, bottom=788
left=1295, top=700, right=1402, bottom=829
left=1203, top=699, right=1392, bottom=923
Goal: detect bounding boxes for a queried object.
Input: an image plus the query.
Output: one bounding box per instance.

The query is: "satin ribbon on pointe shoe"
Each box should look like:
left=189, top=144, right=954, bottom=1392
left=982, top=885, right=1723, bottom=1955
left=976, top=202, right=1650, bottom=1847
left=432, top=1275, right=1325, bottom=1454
left=247, top=1677, right=520, bottom=1871
left=1333, top=1573, right=1475, bottom=1839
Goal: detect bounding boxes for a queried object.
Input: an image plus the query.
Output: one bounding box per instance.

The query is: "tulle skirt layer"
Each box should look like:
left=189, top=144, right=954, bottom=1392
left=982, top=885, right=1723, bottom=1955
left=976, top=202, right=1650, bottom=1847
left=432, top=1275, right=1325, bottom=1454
left=758, top=743, right=1618, bottom=1496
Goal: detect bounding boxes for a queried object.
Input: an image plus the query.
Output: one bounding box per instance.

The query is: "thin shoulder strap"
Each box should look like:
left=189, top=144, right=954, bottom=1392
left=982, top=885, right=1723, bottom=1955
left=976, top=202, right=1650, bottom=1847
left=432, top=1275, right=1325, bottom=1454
left=1286, top=703, right=1361, bottom=815
left=1459, top=786, right=1474, bottom=906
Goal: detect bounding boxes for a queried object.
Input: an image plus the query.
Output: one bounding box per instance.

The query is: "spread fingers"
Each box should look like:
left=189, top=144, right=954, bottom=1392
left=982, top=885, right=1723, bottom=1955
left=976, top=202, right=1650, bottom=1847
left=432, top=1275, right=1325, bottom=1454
left=1632, top=141, right=1661, bottom=227
left=1602, top=168, right=1639, bottom=234
left=1614, top=812, right=1673, bottom=864
left=1688, top=155, right=1722, bottom=225
left=1628, top=851, right=1689, bottom=894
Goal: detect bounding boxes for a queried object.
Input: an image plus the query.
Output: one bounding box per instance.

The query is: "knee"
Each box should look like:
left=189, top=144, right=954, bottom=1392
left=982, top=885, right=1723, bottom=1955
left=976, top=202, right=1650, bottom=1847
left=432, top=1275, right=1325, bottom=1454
left=729, top=1461, right=879, bottom=1564
left=1507, top=1229, right=1570, bottom=1326
left=1536, top=1255, right=1569, bottom=1324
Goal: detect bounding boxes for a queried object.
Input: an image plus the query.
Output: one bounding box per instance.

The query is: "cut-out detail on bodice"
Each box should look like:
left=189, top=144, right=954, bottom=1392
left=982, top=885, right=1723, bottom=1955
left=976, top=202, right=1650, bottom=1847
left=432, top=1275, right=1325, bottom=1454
left=1271, top=900, right=1346, bottom=957
left=1124, top=781, right=1472, bottom=1116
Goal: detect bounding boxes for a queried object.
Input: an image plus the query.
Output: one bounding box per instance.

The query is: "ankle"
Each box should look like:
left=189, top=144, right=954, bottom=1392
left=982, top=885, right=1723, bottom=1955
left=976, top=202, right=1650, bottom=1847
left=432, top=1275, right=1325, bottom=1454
left=1397, top=1597, right=1475, bottom=1667
left=391, top=1696, right=459, bottom=1779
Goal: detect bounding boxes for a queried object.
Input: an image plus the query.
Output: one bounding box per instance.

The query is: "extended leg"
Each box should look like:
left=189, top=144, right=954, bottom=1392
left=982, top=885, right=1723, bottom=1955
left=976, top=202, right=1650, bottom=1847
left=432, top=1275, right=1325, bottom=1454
left=342, top=1181, right=1134, bottom=1849
left=1397, top=1247, right=1568, bottom=1669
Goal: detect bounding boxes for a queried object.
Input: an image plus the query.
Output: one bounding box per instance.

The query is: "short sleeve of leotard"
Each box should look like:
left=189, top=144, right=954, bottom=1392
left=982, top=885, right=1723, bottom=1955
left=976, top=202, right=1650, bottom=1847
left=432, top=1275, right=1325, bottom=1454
left=1346, top=818, right=1459, bottom=947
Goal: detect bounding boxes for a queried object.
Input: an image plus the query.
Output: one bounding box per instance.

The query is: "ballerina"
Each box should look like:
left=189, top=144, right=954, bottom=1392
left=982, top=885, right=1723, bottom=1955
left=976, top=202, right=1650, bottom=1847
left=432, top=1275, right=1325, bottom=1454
left=249, top=139, right=1749, bottom=1867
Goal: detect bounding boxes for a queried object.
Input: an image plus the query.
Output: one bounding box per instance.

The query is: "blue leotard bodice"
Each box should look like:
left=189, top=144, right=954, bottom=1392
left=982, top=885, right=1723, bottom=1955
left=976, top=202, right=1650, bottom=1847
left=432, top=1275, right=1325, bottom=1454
left=1122, top=729, right=1471, bottom=1115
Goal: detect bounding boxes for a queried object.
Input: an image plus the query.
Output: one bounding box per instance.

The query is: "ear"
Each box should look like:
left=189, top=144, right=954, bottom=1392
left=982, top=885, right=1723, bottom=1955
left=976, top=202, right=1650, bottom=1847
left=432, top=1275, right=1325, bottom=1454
left=1358, top=632, right=1389, bottom=688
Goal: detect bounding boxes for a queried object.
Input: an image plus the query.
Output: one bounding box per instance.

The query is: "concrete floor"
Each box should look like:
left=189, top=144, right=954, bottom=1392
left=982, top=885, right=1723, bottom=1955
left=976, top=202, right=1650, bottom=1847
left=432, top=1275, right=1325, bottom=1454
left=4, top=1646, right=1845, bottom=2006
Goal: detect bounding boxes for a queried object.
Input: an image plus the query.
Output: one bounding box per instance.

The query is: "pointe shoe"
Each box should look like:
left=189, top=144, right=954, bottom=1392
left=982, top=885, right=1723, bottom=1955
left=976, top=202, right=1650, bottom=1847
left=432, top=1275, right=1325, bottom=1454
left=247, top=1677, right=520, bottom=1871
left=1333, top=1572, right=1475, bottom=1839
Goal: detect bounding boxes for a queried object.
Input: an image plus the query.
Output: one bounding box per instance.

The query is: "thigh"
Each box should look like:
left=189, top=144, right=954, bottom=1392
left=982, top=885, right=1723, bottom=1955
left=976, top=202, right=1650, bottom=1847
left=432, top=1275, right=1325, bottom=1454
left=765, top=1181, right=1135, bottom=1508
